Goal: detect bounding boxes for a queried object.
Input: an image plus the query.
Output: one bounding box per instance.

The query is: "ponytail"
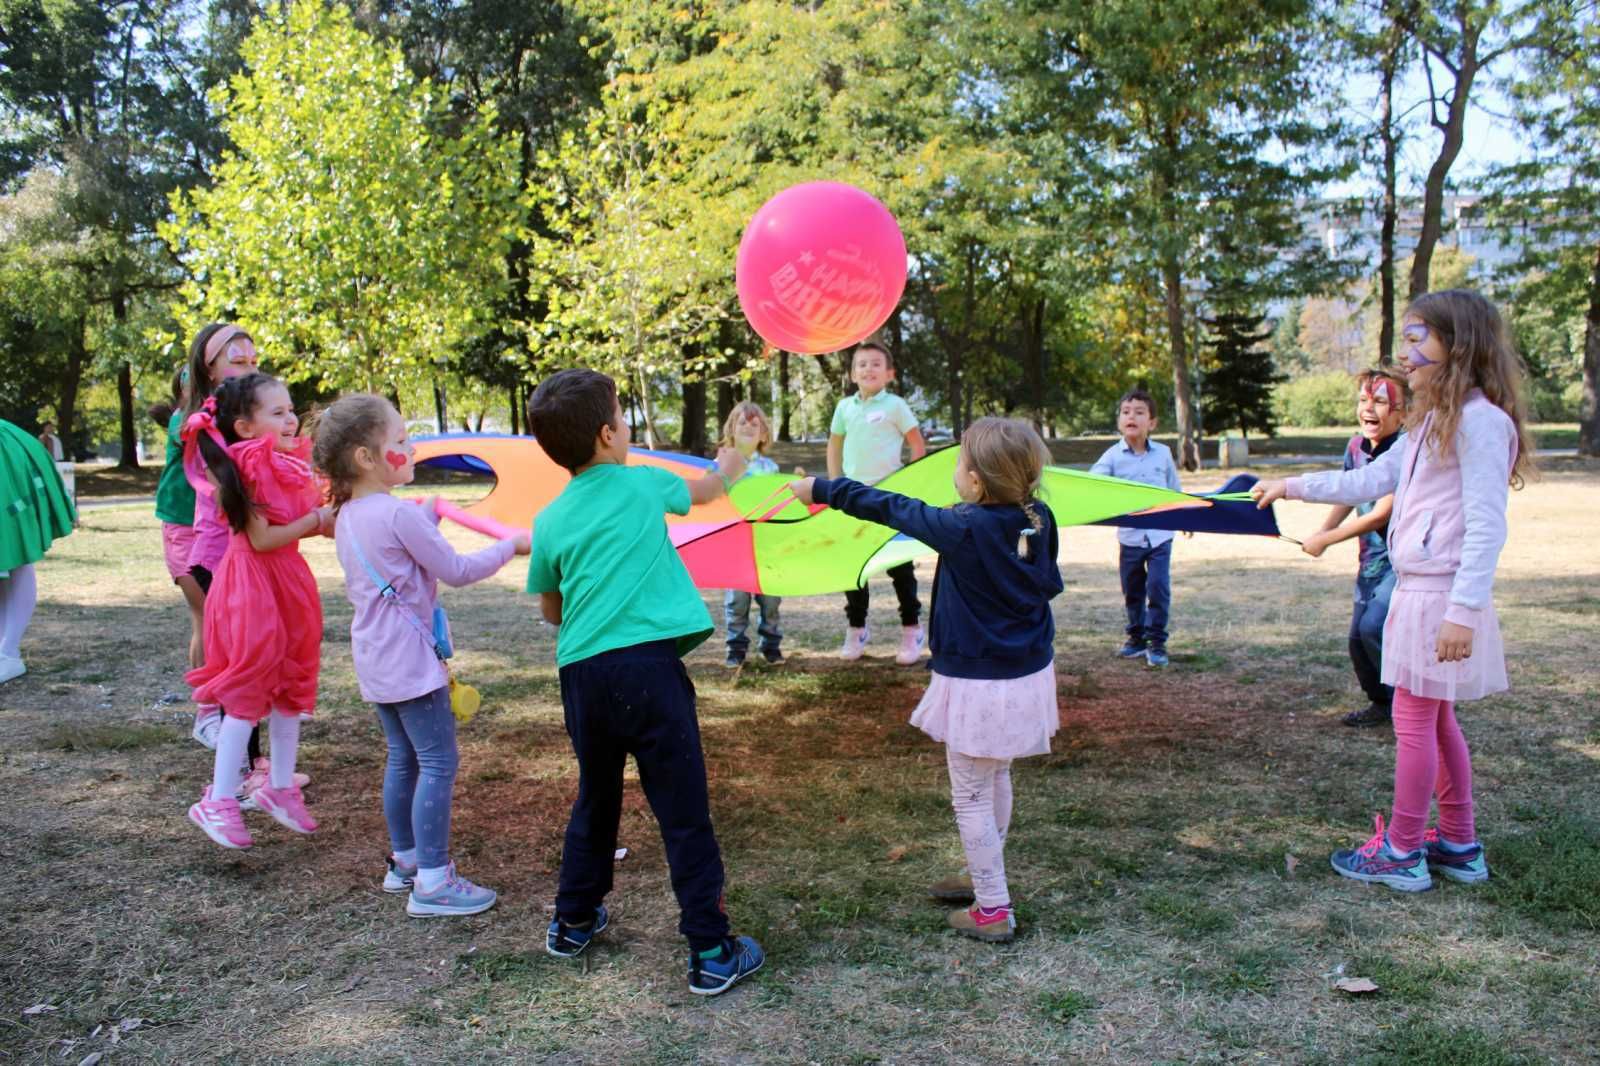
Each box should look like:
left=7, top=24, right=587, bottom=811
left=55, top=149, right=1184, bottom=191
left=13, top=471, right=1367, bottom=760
left=196, top=426, right=255, bottom=533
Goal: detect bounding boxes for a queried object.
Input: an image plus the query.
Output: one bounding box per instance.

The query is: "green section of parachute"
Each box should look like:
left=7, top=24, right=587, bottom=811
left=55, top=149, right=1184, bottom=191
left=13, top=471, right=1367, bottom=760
left=723, top=446, right=1202, bottom=596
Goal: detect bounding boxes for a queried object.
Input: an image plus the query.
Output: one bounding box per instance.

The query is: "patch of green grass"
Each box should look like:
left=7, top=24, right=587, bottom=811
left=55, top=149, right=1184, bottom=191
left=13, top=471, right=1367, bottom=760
left=1344, top=952, right=1473, bottom=1005
left=462, top=950, right=541, bottom=982
left=39, top=722, right=173, bottom=752
left=1139, top=889, right=1235, bottom=937
left=1035, top=988, right=1096, bottom=1027
left=1210, top=944, right=1290, bottom=995
left=1487, top=814, right=1600, bottom=931
left=1354, top=1022, right=1540, bottom=1066
left=1171, top=649, right=1225, bottom=671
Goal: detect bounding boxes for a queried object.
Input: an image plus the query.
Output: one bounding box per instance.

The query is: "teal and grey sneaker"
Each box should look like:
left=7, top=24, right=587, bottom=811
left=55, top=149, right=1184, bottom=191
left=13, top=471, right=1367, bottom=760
left=383, top=855, right=418, bottom=894
left=1423, top=827, right=1490, bottom=883
left=1117, top=640, right=1147, bottom=659
left=546, top=904, right=609, bottom=958
left=406, top=862, right=498, bottom=917
left=1330, top=814, right=1432, bottom=892
left=688, top=935, right=765, bottom=996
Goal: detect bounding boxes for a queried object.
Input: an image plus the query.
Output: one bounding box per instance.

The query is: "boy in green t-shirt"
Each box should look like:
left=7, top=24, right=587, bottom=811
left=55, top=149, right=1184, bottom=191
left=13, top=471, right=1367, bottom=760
left=827, top=341, right=927, bottom=663
left=527, top=368, right=765, bottom=997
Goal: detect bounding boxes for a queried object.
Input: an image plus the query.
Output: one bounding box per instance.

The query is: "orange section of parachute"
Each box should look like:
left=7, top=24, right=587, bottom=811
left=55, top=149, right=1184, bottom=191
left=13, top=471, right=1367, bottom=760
left=408, top=435, right=741, bottom=532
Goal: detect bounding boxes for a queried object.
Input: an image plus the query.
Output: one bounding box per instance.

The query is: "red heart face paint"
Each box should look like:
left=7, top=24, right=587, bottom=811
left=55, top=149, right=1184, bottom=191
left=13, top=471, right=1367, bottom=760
left=385, top=450, right=409, bottom=470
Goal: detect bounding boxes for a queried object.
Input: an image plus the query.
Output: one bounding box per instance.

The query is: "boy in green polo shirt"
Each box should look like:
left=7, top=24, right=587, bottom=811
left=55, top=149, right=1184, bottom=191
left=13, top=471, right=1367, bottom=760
left=527, top=368, right=765, bottom=997
left=827, top=341, right=927, bottom=663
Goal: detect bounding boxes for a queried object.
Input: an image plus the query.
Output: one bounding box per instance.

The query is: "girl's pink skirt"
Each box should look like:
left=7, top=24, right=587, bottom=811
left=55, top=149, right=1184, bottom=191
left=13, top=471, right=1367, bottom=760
left=910, top=661, right=1058, bottom=760
left=1383, top=575, right=1507, bottom=702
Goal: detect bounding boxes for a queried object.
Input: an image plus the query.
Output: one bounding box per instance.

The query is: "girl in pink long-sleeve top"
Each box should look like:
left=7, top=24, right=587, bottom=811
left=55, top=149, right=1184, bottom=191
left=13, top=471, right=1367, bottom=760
left=1255, top=289, right=1537, bottom=893
left=315, top=395, right=529, bottom=918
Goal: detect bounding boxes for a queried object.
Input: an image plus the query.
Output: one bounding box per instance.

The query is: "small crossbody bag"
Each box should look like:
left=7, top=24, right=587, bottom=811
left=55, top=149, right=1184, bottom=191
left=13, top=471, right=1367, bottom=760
left=348, top=536, right=453, bottom=661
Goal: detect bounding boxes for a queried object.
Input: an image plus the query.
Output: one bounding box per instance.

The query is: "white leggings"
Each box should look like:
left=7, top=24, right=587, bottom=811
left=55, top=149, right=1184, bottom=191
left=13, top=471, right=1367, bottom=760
left=0, top=564, right=37, bottom=660
left=946, top=747, right=1014, bottom=909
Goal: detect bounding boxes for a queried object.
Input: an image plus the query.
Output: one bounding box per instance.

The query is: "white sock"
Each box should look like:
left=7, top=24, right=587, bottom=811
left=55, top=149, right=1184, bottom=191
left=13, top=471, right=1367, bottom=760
left=212, top=716, right=254, bottom=800
left=393, top=848, right=417, bottom=868
left=267, top=712, right=300, bottom=788
left=0, top=564, right=37, bottom=659
left=417, top=864, right=450, bottom=894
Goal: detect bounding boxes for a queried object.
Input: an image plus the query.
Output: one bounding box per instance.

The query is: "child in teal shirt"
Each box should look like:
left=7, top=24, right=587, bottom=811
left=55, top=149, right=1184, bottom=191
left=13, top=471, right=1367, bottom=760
left=527, top=368, right=765, bottom=997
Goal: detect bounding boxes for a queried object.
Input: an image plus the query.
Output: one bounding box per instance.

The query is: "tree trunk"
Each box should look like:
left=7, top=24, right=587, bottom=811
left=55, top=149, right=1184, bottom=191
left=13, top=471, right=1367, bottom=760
left=509, top=385, right=520, bottom=435
left=1023, top=296, right=1047, bottom=431
left=433, top=381, right=448, bottom=434
left=1378, top=24, right=1400, bottom=363
left=56, top=315, right=88, bottom=447
left=681, top=371, right=708, bottom=455
left=777, top=349, right=793, bottom=442
left=1409, top=19, right=1481, bottom=299
left=116, top=361, right=138, bottom=468
left=1161, top=256, right=1202, bottom=470
left=1579, top=241, right=1600, bottom=457
left=112, top=292, right=138, bottom=469
left=715, top=377, right=735, bottom=440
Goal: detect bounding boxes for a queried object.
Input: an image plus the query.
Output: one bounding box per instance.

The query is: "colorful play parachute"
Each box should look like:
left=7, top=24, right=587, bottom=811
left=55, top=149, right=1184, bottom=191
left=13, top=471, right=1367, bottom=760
left=411, top=435, right=1281, bottom=596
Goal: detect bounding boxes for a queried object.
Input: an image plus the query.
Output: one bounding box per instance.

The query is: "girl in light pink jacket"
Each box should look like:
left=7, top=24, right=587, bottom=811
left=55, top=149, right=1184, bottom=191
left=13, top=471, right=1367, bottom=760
left=1255, top=289, right=1536, bottom=893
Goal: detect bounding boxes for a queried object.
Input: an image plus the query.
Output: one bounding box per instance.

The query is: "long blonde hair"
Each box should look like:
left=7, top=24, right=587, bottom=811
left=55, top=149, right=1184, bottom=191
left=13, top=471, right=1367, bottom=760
left=1404, top=289, right=1536, bottom=488
left=960, top=417, right=1052, bottom=558
left=311, top=393, right=396, bottom=511
left=720, top=401, right=773, bottom=452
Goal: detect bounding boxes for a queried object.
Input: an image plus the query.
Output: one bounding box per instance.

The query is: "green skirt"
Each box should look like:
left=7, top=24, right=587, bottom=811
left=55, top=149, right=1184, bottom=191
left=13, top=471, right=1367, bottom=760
left=0, top=419, right=76, bottom=573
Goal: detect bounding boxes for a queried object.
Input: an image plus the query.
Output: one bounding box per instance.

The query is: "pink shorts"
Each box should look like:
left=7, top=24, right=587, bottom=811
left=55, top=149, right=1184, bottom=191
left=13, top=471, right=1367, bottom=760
left=161, top=522, right=198, bottom=581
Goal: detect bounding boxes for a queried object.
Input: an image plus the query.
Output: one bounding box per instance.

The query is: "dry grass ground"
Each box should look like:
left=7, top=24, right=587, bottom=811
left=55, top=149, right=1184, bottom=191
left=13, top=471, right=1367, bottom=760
left=3, top=461, right=1598, bottom=1065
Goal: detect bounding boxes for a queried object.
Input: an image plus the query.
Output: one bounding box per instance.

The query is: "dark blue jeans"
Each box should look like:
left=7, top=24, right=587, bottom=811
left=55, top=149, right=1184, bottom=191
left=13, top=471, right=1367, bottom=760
left=724, top=589, right=782, bottom=655
left=374, top=685, right=458, bottom=869
left=1349, top=569, right=1396, bottom=709
left=1119, top=540, right=1172, bottom=648
left=556, top=640, right=730, bottom=951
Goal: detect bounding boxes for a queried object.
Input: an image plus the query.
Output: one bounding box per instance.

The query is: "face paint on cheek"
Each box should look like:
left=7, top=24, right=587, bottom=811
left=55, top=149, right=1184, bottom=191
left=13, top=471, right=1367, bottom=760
left=385, top=450, right=409, bottom=470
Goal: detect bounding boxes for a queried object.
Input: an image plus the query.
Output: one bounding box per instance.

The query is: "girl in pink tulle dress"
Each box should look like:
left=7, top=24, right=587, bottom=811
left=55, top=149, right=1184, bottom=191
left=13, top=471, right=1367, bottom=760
left=183, top=373, right=331, bottom=850
left=1256, top=289, right=1537, bottom=893
left=790, top=418, right=1063, bottom=943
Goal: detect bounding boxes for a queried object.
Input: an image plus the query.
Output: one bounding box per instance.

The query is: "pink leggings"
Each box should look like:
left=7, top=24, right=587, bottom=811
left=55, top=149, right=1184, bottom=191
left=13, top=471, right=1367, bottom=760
left=1388, top=686, right=1475, bottom=853
left=946, top=748, right=1014, bottom=909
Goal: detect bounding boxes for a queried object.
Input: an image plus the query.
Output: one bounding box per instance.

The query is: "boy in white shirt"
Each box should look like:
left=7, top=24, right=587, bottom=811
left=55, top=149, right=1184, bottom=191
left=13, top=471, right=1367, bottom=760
left=827, top=342, right=927, bottom=664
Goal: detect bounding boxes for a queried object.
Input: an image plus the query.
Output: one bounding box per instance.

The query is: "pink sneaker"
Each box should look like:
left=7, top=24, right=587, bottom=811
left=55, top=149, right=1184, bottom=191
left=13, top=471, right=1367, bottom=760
left=253, top=784, right=318, bottom=834
left=237, top=758, right=311, bottom=811
left=188, top=786, right=253, bottom=849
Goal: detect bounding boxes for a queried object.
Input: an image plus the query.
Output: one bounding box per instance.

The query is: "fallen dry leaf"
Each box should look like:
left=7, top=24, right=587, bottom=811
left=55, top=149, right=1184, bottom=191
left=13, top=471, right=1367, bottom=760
left=1285, top=853, right=1299, bottom=878
left=886, top=845, right=909, bottom=863
left=22, top=1004, right=56, bottom=1016
left=1335, top=977, right=1379, bottom=994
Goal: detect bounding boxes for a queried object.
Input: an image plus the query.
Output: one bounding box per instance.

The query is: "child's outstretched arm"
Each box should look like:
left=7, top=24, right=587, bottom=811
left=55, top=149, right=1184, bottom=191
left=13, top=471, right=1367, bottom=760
left=1254, top=438, right=1405, bottom=510
left=245, top=506, right=330, bottom=553
left=687, top=447, right=747, bottom=506
left=1301, top=499, right=1391, bottom=558
left=789, top=476, right=965, bottom=554
left=397, top=499, right=528, bottom=586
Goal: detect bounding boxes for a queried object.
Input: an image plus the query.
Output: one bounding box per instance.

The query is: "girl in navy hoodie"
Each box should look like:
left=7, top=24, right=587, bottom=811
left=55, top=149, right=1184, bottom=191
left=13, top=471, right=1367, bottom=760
left=790, top=417, right=1063, bottom=942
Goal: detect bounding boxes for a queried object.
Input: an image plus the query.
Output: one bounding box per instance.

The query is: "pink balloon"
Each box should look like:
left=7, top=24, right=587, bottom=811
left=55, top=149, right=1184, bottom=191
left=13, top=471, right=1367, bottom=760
left=736, top=181, right=907, bottom=355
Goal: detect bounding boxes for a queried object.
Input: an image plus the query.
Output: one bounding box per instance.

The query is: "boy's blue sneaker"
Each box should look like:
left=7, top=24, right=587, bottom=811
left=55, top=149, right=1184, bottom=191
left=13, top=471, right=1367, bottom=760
left=1423, top=827, right=1490, bottom=883
left=1330, top=814, right=1432, bottom=892
left=383, top=854, right=418, bottom=894
left=1145, top=646, right=1170, bottom=668
left=724, top=651, right=745, bottom=668
left=1117, top=640, right=1147, bottom=659
left=546, top=904, right=609, bottom=958
left=406, top=863, right=498, bottom=917
left=688, top=935, right=765, bottom=996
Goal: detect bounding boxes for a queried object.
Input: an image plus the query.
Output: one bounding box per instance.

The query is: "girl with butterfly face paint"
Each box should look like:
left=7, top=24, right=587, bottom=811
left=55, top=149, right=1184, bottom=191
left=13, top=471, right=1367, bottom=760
left=1253, top=289, right=1536, bottom=893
